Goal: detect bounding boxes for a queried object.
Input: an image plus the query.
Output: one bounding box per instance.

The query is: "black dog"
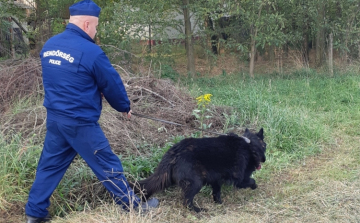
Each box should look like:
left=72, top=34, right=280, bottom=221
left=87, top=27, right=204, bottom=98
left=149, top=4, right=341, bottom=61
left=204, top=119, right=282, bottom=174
left=135, top=128, right=266, bottom=212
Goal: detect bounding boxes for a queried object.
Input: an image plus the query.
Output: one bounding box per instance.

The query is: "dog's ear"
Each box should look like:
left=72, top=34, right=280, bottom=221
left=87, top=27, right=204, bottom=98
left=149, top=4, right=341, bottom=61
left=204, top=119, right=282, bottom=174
left=257, top=128, right=264, bottom=139
left=245, top=128, right=250, bottom=133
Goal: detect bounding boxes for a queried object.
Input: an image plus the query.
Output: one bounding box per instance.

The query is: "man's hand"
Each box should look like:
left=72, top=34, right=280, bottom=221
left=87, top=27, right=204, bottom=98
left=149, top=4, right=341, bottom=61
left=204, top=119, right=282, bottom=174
left=123, top=110, right=132, bottom=119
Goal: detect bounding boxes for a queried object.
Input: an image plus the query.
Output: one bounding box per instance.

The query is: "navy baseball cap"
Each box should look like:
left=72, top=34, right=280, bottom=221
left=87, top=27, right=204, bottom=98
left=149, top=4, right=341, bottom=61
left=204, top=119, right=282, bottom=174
left=69, top=0, right=101, bottom=17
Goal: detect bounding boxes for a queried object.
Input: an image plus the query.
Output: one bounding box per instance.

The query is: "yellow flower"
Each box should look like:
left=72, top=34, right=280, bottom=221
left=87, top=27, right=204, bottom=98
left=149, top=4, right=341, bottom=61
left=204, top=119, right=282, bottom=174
left=196, top=94, right=212, bottom=105
left=196, top=95, right=203, bottom=104
left=203, top=94, right=212, bottom=102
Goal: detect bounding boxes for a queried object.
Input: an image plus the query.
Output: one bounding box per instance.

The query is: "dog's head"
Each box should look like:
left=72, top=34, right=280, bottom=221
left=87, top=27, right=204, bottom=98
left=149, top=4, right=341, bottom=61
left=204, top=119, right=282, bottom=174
left=243, top=128, right=267, bottom=170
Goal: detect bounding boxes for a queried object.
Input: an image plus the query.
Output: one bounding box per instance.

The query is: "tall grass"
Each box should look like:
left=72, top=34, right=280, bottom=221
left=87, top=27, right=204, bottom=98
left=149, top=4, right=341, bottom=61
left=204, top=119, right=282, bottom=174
left=121, top=135, right=184, bottom=179
left=188, top=70, right=360, bottom=173
left=0, top=133, right=95, bottom=215
left=0, top=134, right=41, bottom=209
left=0, top=131, right=183, bottom=215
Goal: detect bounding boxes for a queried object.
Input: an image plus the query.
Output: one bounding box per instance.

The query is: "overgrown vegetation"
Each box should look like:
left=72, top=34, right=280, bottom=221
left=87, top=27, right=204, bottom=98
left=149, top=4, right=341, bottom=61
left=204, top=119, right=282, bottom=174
left=1, top=0, right=360, bottom=222
left=188, top=70, right=360, bottom=174
left=1, top=0, right=359, bottom=76
left=1, top=65, right=360, bottom=221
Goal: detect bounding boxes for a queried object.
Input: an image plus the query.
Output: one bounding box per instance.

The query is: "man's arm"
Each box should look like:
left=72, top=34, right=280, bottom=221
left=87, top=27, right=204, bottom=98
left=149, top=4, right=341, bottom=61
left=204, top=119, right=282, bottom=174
left=93, top=52, right=131, bottom=113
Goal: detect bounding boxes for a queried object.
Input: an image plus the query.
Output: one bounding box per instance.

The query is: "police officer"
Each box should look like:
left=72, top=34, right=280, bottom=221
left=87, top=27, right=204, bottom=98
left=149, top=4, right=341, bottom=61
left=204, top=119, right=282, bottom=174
left=25, top=1, right=159, bottom=222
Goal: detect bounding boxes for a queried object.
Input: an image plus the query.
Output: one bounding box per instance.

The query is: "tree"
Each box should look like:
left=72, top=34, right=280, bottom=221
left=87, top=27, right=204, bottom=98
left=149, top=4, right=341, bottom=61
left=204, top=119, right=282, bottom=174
left=181, top=0, right=196, bottom=76
left=227, top=0, right=286, bottom=77
left=2, top=0, right=360, bottom=74
left=315, top=1, right=326, bottom=67
left=98, top=0, right=200, bottom=76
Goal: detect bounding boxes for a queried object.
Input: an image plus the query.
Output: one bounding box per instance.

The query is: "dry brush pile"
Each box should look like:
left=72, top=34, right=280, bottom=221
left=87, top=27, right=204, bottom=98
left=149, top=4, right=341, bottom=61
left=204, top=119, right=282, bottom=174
left=0, top=57, right=240, bottom=220
left=0, top=58, right=231, bottom=155
left=0, top=58, right=45, bottom=144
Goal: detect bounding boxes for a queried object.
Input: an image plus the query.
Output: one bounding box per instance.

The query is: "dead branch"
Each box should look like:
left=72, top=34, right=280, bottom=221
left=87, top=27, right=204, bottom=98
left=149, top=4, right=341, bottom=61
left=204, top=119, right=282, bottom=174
left=131, top=85, right=175, bottom=107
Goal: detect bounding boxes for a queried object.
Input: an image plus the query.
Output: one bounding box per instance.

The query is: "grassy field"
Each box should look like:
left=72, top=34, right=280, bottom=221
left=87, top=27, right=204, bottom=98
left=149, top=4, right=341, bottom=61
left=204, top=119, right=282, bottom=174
left=1, top=69, right=360, bottom=222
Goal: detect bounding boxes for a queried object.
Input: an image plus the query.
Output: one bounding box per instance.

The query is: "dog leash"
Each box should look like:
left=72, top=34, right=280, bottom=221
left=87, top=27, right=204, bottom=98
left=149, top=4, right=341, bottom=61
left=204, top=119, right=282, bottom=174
left=131, top=112, right=251, bottom=143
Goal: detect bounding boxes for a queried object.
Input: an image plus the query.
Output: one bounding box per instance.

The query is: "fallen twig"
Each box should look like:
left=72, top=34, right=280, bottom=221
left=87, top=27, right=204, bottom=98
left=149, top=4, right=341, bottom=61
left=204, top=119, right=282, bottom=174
left=131, top=85, right=175, bottom=107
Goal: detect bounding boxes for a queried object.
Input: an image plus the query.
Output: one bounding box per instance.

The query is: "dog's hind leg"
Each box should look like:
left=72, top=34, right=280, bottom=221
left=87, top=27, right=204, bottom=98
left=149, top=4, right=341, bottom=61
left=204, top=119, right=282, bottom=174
left=180, top=178, right=204, bottom=212
left=210, top=181, right=222, bottom=204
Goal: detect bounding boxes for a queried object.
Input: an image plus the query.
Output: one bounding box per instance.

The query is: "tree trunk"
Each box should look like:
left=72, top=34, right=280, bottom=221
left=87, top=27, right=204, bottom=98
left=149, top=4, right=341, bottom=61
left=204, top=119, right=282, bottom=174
left=206, top=15, right=218, bottom=54
left=343, top=15, right=356, bottom=64
left=328, top=32, right=333, bottom=76
left=301, top=2, right=310, bottom=68
left=148, top=23, right=152, bottom=53
left=182, top=0, right=195, bottom=77
left=10, top=17, right=28, bottom=34
left=249, top=34, right=256, bottom=78
left=249, top=3, right=263, bottom=78
left=277, top=47, right=283, bottom=74
left=9, top=17, right=15, bottom=59
left=342, top=39, right=349, bottom=63
left=315, top=4, right=325, bottom=67
left=302, top=32, right=309, bottom=67
left=329, top=33, right=334, bottom=77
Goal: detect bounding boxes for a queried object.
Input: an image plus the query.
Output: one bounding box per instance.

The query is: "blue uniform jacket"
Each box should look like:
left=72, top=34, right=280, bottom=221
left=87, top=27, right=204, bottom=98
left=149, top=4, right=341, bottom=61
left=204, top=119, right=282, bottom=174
left=40, top=23, right=130, bottom=123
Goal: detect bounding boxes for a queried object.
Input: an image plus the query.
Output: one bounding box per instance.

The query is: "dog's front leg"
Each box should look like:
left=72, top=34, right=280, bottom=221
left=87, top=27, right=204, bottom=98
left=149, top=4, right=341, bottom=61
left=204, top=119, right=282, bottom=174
left=236, top=168, right=257, bottom=189
left=236, top=178, right=257, bottom=189
left=210, top=182, right=222, bottom=204
left=249, top=178, right=257, bottom=189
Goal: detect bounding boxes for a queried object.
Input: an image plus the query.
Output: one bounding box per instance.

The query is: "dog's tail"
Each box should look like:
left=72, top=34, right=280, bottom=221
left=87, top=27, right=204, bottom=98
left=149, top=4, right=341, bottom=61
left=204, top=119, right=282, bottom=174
left=135, top=155, right=174, bottom=198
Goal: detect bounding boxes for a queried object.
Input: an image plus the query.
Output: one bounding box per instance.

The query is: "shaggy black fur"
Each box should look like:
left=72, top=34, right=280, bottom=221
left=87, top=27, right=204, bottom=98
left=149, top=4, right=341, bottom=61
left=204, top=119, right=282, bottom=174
left=135, top=128, right=266, bottom=212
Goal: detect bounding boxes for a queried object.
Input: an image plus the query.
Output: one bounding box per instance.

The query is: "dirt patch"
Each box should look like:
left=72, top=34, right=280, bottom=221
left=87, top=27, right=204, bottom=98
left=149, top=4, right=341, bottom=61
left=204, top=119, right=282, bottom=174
left=0, top=202, right=24, bottom=223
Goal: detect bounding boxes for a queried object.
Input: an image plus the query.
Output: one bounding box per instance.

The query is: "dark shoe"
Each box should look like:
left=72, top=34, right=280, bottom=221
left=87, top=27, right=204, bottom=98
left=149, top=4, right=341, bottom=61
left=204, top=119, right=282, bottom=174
left=138, top=197, right=159, bottom=213
left=25, top=214, right=51, bottom=223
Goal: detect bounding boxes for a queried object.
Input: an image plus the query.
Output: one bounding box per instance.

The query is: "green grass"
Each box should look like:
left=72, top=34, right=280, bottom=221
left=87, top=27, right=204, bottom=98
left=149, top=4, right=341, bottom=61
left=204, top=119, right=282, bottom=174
left=2, top=69, right=360, bottom=220
left=0, top=131, right=183, bottom=215
left=187, top=71, right=360, bottom=174
left=0, top=134, right=41, bottom=209
left=0, top=132, right=103, bottom=216
left=121, top=135, right=185, bottom=179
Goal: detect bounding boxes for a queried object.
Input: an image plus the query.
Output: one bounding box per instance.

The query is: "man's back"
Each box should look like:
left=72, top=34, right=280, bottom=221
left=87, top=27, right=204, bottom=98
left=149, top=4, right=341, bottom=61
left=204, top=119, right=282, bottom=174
left=40, top=23, right=129, bottom=123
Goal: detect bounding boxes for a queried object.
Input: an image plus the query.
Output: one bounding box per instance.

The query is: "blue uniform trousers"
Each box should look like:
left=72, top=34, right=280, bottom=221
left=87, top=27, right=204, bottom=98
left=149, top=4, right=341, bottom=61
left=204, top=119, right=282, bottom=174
left=25, top=118, right=140, bottom=218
